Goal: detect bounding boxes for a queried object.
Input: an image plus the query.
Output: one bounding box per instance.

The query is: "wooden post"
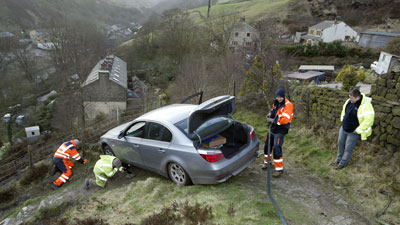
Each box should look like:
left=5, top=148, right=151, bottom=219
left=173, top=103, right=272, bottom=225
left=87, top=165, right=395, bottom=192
left=14, top=161, right=17, bottom=172
left=307, top=89, right=310, bottom=121
left=28, top=145, right=33, bottom=168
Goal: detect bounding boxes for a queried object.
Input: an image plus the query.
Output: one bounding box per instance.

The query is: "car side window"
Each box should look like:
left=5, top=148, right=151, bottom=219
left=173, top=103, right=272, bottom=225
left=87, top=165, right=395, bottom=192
left=126, top=122, right=146, bottom=138
left=162, top=128, right=172, bottom=142
left=146, top=122, right=172, bottom=142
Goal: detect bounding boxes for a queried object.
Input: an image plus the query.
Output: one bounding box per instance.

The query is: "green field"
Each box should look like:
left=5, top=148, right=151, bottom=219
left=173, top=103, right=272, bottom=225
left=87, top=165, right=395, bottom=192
left=190, top=0, right=291, bottom=22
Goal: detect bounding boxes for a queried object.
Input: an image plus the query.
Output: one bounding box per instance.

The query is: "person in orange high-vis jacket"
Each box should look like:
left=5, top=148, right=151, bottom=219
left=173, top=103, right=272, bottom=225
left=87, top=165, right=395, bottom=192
left=262, top=88, right=294, bottom=178
left=51, top=139, right=87, bottom=190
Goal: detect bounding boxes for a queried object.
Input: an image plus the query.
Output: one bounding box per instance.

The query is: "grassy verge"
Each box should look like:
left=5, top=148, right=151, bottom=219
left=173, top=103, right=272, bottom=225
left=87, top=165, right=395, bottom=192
left=236, top=106, right=400, bottom=224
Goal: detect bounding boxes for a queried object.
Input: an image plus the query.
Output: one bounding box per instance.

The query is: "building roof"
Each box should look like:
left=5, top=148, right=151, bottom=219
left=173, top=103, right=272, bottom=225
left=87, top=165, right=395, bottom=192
left=286, top=71, right=324, bottom=80
left=360, top=30, right=400, bottom=37
left=310, top=20, right=342, bottom=30
left=82, top=56, right=127, bottom=88
left=299, top=65, right=335, bottom=71
left=0, top=32, right=15, bottom=38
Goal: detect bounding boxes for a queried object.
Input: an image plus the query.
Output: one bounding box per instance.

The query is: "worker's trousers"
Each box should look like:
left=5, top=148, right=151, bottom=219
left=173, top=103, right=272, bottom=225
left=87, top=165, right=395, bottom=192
left=336, top=126, right=360, bottom=166
left=53, top=157, right=74, bottom=187
left=264, top=132, right=285, bottom=171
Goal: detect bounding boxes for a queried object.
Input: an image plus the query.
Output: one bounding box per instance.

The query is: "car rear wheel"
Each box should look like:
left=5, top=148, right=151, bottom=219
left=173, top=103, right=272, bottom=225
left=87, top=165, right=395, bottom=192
left=168, top=163, right=192, bottom=186
left=103, top=145, right=115, bottom=156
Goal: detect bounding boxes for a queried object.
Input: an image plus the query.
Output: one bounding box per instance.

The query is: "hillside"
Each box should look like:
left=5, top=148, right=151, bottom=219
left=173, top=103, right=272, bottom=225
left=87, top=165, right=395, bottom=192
left=0, top=0, right=146, bottom=32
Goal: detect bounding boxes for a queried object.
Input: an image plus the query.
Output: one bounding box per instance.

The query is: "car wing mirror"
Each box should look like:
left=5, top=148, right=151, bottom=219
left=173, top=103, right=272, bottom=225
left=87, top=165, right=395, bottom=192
left=118, top=130, right=125, bottom=139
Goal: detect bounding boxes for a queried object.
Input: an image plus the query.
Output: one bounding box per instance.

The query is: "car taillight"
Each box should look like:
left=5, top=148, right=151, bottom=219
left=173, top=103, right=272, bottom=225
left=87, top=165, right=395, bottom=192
left=198, top=149, right=224, bottom=163
left=250, top=129, right=256, bottom=140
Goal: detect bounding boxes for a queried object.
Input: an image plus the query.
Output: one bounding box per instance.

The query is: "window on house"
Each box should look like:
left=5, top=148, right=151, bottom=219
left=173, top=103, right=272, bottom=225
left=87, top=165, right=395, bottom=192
left=316, top=31, right=321, bottom=36
left=246, top=42, right=252, bottom=46
left=247, top=33, right=250, bottom=37
left=345, top=36, right=350, bottom=41
left=235, top=32, right=239, bottom=37
left=382, top=55, right=386, bottom=61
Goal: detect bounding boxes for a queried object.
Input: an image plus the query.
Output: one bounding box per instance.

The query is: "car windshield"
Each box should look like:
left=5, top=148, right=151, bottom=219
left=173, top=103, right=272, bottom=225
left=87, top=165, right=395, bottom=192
left=174, top=118, right=189, bottom=135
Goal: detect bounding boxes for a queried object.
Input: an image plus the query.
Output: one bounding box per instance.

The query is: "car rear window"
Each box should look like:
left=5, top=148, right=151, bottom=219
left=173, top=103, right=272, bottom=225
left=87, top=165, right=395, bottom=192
left=174, top=118, right=188, bottom=135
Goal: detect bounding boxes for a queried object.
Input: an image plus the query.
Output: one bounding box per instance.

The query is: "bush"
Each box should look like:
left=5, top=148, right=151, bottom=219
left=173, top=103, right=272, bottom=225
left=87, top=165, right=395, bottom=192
left=19, top=162, right=51, bottom=186
left=140, top=201, right=213, bottom=225
left=0, top=185, right=16, bottom=203
left=335, top=65, right=363, bottom=91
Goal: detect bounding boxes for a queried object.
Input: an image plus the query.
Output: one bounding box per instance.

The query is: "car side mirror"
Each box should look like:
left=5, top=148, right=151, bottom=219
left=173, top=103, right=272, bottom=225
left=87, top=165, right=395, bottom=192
left=118, top=130, right=125, bottom=139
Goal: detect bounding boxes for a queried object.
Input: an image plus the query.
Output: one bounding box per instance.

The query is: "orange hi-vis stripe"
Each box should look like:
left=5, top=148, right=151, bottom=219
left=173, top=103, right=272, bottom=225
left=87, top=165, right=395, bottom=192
left=274, top=157, right=283, bottom=171
left=264, top=154, right=273, bottom=164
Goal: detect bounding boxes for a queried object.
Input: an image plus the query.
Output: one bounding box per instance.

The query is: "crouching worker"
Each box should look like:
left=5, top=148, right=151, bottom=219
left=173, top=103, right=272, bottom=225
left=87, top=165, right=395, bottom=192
left=84, top=155, right=132, bottom=189
left=52, top=139, right=87, bottom=190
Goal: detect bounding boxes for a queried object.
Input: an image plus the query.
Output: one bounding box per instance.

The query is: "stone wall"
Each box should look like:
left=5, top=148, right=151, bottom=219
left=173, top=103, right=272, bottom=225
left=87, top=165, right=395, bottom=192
left=370, top=70, right=400, bottom=150
left=290, top=70, right=400, bottom=151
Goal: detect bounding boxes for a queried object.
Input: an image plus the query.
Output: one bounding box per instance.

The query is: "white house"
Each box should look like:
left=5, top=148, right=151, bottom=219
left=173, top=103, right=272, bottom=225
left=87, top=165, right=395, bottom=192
left=25, top=126, right=40, bottom=141
left=372, top=51, right=400, bottom=75
left=300, top=21, right=358, bottom=45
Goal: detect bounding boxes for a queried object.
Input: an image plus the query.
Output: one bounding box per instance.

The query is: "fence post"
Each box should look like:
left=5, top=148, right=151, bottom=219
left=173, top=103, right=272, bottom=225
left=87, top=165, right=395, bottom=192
left=14, top=160, right=17, bottom=172
left=28, top=145, right=33, bottom=168
left=307, top=89, right=310, bottom=121
left=233, top=81, right=236, bottom=97
left=117, top=107, right=120, bottom=126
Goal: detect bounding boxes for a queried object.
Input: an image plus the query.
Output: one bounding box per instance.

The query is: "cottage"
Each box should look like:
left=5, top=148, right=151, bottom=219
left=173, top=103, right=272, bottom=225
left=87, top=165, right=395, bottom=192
left=372, top=51, right=400, bottom=75
left=358, top=31, right=400, bottom=49
left=82, top=56, right=128, bottom=120
left=229, top=18, right=260, bottom=52
left=297, top=20, right=358, bottom=45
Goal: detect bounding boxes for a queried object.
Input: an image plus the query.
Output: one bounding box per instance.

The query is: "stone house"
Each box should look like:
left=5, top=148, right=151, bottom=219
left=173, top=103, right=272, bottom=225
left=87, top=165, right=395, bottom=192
left=358, top=30, right=400, bottom=49
left=229, top=18, right=260, bottom=53
left=82, top=55, right=128, bottom=120
left=296, top=20, right=358, bottom=45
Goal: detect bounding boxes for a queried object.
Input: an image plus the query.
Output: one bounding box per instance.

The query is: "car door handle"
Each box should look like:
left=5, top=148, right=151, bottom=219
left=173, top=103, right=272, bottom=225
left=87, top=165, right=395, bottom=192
left=133, top=144, right=140, bottom=148
left=158, top=148, right=165, bottom=153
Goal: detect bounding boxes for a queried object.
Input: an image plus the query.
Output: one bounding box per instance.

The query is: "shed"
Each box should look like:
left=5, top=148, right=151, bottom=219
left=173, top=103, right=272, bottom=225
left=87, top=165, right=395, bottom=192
left=286, top=71, right=325, bottom=84
left=25, top=126, right=40, bottom=140
left=298, top=65, right=334, bottom=72
left=358, top=31, right=400, bottom=49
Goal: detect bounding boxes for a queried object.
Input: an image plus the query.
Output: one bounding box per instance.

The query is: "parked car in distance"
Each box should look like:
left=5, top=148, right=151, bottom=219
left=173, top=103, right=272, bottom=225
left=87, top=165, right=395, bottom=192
left=100, top=95, right=259, bottom=185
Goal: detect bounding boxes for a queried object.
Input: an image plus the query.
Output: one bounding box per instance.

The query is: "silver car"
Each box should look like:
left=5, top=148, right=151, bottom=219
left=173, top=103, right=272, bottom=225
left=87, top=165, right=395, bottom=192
left=100, top=95, right=259, bottom=185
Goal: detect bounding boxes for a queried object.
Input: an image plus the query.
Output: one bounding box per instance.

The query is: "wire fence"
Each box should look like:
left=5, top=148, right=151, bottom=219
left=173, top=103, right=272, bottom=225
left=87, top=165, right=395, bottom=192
left=0, top=86, right=234, bottom=183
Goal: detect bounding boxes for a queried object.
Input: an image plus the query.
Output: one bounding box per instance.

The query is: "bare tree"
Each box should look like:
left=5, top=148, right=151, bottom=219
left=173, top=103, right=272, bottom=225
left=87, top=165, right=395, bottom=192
left=211, top=53, right=244, bottom=92
left=175, top=54, right=209, bottom=97
left=204, top=12, right=240, bottom=56
left=12, top=43, right=37, bottom=82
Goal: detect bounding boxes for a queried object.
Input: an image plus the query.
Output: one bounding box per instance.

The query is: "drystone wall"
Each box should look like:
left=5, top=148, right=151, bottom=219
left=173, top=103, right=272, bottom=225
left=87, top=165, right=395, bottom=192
left=370, top=70, right=400, bottom=151
left=290, top=70, right=400, bottom=152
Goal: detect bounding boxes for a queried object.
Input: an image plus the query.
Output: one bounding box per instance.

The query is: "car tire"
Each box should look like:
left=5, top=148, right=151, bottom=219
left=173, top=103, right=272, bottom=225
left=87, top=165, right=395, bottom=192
left=168, top=162, right=192, bottom=186
left=102, top=145, right=115, bottom=156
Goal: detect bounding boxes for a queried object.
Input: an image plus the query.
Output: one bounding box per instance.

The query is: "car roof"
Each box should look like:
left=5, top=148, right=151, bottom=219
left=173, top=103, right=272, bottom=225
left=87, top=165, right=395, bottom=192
left=136, top=104, right=196, bottom=124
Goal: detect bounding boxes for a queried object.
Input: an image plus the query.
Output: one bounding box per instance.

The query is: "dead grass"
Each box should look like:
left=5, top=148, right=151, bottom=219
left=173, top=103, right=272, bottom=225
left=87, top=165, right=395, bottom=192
left=140, top=200, right=213, bottom=225
left=19, top=162, right=51, bottom=186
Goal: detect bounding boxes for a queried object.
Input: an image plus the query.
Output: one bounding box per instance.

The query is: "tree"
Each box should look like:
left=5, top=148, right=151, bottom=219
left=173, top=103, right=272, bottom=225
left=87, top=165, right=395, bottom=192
left=336, top=65, right=363, bottom=91
left=386, top=37, right=400, bottom=56
left=12, top=43, right=37, bottom=82
left=175, top=54, right=209, bottom=97
left=204, top=12, right=239, bottom=56
left=48, top=18, right=107, bottom=128
left=159, top=8, right=203, bottom=64
left=240, top=19, right=284, bottom=102
left=211, top=53, right=244, bottom=93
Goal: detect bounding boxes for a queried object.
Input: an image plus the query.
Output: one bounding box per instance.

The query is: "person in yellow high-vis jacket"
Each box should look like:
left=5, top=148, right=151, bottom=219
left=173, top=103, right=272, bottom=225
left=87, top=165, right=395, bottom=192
left=84, top=155, right=128, bottom=189
left=332, top=88, right=375, bottom=170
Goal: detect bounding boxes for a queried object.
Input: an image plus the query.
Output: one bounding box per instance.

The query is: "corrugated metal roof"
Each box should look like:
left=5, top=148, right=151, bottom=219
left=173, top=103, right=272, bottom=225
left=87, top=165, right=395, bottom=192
left=286, top=71, right=324, bottom=80
left=82, top=56, right=127, bottom=88
left=299, top=65, right=335, bottom=71
left=310, top=21, right=342, bottom=30
left=360, top=30, right=400, bottom=37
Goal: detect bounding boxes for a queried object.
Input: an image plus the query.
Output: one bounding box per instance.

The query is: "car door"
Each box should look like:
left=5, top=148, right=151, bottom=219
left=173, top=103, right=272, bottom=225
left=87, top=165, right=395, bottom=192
left=140, top=122, right=172, bottom=172
left=121, top=121, right=146, bottom=166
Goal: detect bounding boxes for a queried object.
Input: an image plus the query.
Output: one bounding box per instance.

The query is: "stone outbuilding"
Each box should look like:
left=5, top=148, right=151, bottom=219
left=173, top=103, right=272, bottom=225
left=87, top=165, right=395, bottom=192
left=229, top=18, right=260, bottom=53
left=82, top=55, right=128, bottom=120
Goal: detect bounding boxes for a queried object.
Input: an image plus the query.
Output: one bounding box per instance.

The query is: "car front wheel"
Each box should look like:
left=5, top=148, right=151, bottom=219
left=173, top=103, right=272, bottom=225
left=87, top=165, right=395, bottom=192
left=168, top=163, right=192, bottom=186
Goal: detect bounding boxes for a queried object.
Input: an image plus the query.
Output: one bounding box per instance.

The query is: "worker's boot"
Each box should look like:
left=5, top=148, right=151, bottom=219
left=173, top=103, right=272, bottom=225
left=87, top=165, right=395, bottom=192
left=272, top=170, right=284, bottom=178
left=84, top=178, right=102, bottom=190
